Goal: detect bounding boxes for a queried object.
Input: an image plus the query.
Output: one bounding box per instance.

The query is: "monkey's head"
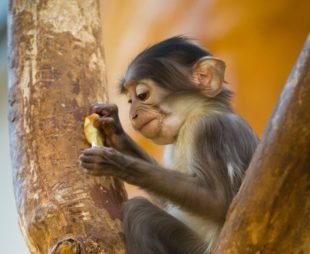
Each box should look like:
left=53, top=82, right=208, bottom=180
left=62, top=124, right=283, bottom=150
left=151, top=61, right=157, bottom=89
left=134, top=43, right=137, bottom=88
left=119, top=36, right=227, bottom=145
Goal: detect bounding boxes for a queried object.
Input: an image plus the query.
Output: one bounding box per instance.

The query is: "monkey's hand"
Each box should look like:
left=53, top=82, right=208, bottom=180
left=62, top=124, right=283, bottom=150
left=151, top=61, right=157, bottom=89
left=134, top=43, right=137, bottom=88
left=90, top=104, right=125, bottom=149
left=89, top=103, right=155, bottom=163
left=79, top=146, right=133, bottom=177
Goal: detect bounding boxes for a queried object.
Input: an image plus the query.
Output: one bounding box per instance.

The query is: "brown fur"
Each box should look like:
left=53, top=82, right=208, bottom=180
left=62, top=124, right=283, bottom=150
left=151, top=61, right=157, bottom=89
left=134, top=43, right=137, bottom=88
left=80, top=37, right=259, bottom=254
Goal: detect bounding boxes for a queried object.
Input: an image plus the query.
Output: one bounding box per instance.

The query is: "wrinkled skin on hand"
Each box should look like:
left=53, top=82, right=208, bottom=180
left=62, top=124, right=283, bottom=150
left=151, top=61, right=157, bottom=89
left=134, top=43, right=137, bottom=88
left=90, top=103, right=125, bottom=149
left=80, top=103, right=126, bottom=176
left=80, top=103, right=155, bottom=175
left=80, top=146, right=149, bottom=188
left=80, top=104, right=152, bottom=177
left=80, top=146, right=127, bottom=176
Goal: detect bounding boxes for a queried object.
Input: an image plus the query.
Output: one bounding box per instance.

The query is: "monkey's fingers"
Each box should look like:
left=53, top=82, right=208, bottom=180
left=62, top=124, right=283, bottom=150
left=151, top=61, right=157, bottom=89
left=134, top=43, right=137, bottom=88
left=80, top=160, right=116, bottom=177
left=83, top=147, right=114, bottom=156
left=79, top=154, right=105, bottom=164
left=90, top=104, right=118, bottom=117
left=97, top=117, right=119, bottom=136
left=80, top=162, right=106, bottom=176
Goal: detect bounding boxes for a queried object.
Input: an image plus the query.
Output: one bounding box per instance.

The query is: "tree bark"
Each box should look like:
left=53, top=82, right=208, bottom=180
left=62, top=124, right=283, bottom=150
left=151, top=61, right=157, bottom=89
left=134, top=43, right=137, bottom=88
left=8, top=1, right=127, bottom=253
left=212, top=35, right=310, bottom=253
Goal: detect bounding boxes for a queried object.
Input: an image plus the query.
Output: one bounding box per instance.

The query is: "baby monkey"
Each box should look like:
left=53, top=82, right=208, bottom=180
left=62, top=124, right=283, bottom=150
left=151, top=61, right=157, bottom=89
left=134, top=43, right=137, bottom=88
left=80, top=37, right=259, bottom=254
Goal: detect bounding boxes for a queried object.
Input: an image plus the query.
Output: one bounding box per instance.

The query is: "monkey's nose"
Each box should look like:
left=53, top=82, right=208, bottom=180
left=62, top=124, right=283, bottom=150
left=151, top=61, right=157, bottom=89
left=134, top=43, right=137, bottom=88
left=131, top=113, right=138, bottom=120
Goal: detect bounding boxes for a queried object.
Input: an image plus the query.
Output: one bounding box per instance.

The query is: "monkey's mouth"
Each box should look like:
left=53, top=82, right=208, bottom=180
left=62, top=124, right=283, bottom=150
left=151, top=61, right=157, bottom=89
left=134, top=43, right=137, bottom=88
left=138, top=118, right=156, bottom=132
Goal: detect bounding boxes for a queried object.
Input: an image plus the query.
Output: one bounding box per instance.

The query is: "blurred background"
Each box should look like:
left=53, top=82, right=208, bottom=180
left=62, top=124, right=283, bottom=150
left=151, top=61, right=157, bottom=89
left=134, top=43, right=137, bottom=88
left=0, top=0, right=309, bottom=252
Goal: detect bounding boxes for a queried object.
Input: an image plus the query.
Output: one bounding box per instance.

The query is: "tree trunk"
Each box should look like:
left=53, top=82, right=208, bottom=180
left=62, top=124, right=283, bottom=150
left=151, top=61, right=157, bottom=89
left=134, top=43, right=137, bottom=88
left=8, top=1, right=127, bottom=253
left=212, top=35, right=310, bottom=253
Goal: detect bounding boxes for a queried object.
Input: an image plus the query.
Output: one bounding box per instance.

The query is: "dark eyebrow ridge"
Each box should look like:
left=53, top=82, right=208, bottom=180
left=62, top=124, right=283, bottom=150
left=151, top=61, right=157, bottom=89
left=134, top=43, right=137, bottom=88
left=119, top=78, right=139, bottom=94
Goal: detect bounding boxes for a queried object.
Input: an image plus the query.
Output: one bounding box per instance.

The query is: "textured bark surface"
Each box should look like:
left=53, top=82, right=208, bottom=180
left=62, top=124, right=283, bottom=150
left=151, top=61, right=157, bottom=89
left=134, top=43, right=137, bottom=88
left=212, top=36, right=310, bottom=253
left=8, top=1, right=127, bottom=253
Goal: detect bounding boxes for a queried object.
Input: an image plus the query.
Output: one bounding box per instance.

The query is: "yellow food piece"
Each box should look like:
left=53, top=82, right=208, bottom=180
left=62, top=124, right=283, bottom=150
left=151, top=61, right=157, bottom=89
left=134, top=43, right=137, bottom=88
left=84, top=113, right=104, bottom=147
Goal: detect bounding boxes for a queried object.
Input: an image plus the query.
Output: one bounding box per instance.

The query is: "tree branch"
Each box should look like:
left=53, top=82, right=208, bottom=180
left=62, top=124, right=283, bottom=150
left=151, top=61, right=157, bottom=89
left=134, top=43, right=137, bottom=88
left=212, top=35, right=310, bottom=254
left=8, top=1, right=127, bottom=253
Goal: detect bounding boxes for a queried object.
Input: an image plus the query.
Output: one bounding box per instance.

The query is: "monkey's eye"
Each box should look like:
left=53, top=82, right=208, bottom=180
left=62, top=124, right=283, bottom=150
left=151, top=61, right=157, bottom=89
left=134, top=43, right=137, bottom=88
left=137, top=92, right=149, bottom=101
left=128, top=99, right=132, bottom=104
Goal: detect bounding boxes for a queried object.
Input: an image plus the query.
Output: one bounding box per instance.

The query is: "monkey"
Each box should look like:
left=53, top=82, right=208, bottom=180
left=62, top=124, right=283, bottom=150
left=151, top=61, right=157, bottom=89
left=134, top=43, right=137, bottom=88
left=79, top=36, right=259, bottom=254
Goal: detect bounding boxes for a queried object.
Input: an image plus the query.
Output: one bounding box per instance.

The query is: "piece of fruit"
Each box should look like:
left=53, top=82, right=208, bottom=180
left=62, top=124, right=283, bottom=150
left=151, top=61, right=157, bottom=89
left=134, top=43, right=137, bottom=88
left=84, top=113, right=104, bottom=147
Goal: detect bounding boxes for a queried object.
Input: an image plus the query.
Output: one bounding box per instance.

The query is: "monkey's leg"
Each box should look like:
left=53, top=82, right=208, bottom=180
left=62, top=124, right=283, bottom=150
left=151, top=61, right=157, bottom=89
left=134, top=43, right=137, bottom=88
left=123, top=197, right=207, bottom=254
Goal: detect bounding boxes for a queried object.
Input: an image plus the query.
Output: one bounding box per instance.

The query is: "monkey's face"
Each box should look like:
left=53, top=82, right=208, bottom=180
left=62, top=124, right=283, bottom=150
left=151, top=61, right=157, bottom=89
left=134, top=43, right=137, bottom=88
left=125, top=80, right=184, bottom=145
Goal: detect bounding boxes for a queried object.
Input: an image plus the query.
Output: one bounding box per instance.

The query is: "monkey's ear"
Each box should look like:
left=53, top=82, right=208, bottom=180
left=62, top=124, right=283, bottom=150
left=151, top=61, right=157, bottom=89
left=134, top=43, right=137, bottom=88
left=192, top=56, right=226, bottom=97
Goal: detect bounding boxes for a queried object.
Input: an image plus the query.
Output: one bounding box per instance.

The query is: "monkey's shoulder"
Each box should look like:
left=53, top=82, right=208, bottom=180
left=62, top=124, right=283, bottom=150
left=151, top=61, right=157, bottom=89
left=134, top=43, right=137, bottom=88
left=164, top=113, right=259, bottom=182
left=193, top=113, right=259, bottom=154
left=193, top=113, right=259, bottom=187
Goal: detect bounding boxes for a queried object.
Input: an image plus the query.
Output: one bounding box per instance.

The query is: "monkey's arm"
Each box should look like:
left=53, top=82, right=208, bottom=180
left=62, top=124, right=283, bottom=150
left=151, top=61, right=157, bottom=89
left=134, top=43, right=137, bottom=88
left=80, top=146, right=227, bottom=223
left=114, top=132, right=156, bottom=164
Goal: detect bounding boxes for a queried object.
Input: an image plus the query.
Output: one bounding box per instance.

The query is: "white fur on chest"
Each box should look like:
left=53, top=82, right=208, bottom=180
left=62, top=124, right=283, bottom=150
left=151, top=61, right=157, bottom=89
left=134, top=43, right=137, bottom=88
left=163, top=144, right=192, bottom=174
left=163, top=144, right=175, bottom=169
left=163, top=145, right=220, bottom=243
left=165, top=203, right=220, bottom=245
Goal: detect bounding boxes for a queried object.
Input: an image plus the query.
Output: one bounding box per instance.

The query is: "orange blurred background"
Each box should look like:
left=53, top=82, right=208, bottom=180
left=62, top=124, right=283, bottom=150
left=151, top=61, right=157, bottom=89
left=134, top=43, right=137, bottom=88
left=99, top=0, right=309, bottom=197
left=0, top=2, right=309, bottom=252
